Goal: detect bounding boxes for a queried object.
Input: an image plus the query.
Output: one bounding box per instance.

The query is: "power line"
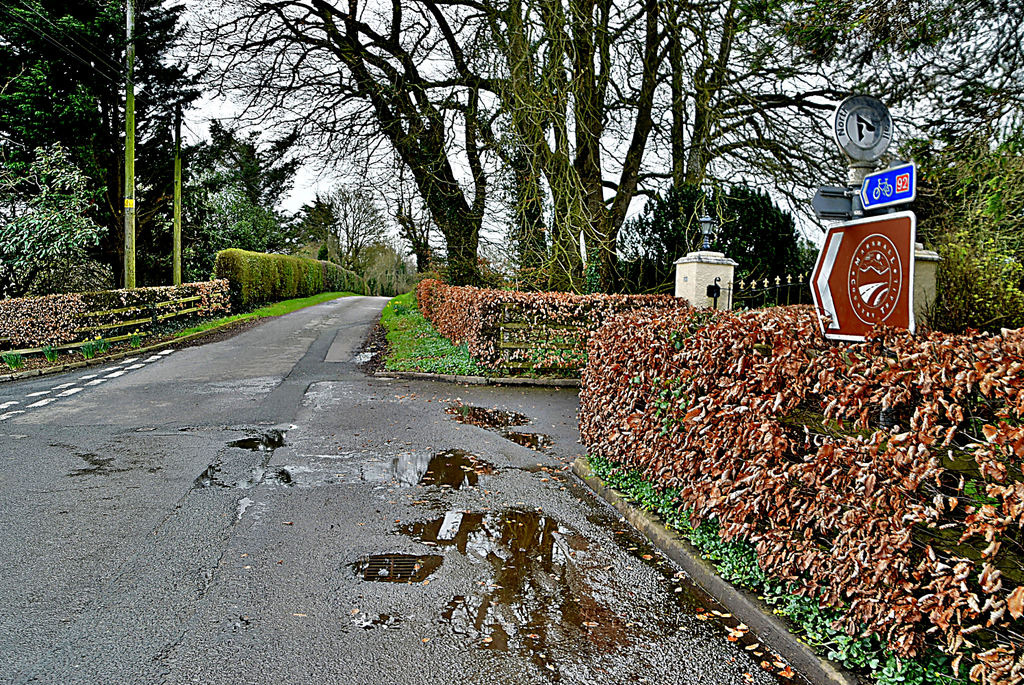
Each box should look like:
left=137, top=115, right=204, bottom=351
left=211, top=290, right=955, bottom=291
left=0, top=3, right=122, bottom=89
left=0, top=2, right=159, bottom=107
left=10, top=0, right=124, bottom=83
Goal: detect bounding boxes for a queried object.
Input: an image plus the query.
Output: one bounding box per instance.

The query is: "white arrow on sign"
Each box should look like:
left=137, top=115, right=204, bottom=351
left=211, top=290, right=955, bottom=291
left=814, top=231, right=844, bottom=330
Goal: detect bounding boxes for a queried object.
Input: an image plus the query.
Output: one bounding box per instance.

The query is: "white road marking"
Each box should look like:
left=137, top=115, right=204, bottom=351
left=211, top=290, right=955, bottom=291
left=144, top=356, right=161, bottom=362
left=121, top=357, right=140, bottom=364
left=0, top=401, right=19, bottom=410
left=126, top=364, right=145, bottom=370
left=85, top=379, right=106, bottom=386
left=57, top=387, right=83, bottom=397
left=27, top=398, right=57, bottom=408
left=0, top=410, right=26, bottom=421
left=81, top=374, right=98, bottom=380
left=159, top=349, right=174, bottom=355
left=52, top=383, right=76, bottom=390
left=104, top=370, right=126, bottom=378
left=25, top=391, right=50, bottom=397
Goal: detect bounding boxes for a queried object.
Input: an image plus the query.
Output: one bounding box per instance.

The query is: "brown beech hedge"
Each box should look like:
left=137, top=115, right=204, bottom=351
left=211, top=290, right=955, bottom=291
left=415, top=278, right=687, bottom=370
left=0, top=280, right=230, bottom=349
left=580, top=305, right=1024, bottom=684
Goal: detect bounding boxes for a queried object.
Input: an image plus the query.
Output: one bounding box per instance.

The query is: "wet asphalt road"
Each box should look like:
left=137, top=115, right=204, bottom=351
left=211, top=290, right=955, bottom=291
left=0, top=295, right=806, bottom=685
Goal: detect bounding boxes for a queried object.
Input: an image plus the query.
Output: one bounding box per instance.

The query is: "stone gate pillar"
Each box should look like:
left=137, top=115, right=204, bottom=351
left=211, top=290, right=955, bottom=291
left=914, top=242, right=941, bottom=328
left=674, top=251, right=738, bottom=309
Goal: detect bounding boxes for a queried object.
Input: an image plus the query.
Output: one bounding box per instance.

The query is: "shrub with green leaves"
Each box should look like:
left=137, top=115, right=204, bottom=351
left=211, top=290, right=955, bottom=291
left=41, top=344, right=58, bottom=363
left=0, top=143, right=104, bottom=299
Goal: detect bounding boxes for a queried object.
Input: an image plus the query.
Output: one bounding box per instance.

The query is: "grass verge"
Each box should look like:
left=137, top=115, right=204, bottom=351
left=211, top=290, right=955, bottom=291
left=177, top=291, right=356, bottom=337
left=379, top=291, right=488, bottom=376
left=587, top=455, right=969, bottom=685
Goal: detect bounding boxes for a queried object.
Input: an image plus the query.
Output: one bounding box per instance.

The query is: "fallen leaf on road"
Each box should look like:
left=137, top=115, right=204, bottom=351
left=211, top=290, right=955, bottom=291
left=743, top=673, right=754, bottom=683
left=582, top=621, right=599, bottom=627
left=482, top=636, right=492, bottom=644
left=282, top=521, right=293, bottom=526
left=421, top=638, right=430, bottom=643
left=761, top=661, right=771, bottom=669
left=526, top=633, right=540, bottom=639
left=350, top=609, right=360, bottom=615
left=779, top=666, right=795, bottom=678
left=641, top=554, right=653, bottom=560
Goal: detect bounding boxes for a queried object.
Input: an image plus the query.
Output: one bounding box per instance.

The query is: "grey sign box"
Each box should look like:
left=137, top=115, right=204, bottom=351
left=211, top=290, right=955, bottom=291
left=833, top=96, right=893, bottom=162
left=813, top=186, right=854, bottom=221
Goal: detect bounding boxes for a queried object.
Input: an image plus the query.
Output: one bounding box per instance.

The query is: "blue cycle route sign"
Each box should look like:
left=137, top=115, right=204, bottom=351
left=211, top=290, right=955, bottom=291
left=860, top=162, right=916, bottom=210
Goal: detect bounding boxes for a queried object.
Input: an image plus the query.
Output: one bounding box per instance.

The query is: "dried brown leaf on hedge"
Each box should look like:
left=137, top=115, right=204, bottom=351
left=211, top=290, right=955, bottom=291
left=579, top=304, right=1024, bottom=684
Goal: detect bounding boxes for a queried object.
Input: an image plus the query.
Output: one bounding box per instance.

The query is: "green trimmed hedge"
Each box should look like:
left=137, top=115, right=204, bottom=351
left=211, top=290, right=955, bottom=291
left=214, top=249, right=365, bottom=308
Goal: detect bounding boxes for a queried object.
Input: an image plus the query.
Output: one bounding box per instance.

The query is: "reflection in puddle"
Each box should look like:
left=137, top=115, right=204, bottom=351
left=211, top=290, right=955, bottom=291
left=504, top=431, right=554, bottom=450
left=445, top=404, right=553, bottom=451
left=351, top=554, right=443, bottom=583
left=307, top=450, right=493, bottom=490
left=445, top=404, right=530, bottom=430
left=403, top=510, right=626, bottom=679
left=419, top=450, right=494, bottom=489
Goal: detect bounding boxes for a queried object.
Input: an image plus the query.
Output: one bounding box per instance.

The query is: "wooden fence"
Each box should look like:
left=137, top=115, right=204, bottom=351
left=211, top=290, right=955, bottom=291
left=1, top=294, right=205, bottom=356
left=497, top=303, right=588, bottom=375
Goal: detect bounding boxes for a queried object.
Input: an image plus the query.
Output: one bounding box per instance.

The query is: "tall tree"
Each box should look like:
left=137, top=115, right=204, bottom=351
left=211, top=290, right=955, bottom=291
left=197, top=0, right=490, bottom=285
left=181, top=123, right=300, bottom=281
left=321, top=185, right=387, bottom=273
left=0, top=0, right=199, bottom=287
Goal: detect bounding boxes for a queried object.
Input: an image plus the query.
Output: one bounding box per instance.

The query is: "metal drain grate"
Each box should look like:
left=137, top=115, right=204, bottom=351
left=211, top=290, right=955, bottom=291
left=352, top=554, right=443, bottom=583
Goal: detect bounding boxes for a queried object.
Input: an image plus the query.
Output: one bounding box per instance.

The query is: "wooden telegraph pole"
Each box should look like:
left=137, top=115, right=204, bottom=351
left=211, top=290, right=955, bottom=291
left=173, top=103, right=182, bottom=285
left=124, top=0, right=136, bottom=288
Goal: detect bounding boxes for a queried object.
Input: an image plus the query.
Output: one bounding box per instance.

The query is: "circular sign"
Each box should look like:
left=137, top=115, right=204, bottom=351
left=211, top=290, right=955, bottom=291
left=833, top=96, right=893, bottom=162
left=848, top=233, right=903, bottom=325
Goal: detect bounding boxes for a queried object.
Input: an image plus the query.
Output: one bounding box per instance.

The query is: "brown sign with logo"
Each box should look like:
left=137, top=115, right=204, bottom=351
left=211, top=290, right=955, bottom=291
left=810, top=212, right=916, bottom=341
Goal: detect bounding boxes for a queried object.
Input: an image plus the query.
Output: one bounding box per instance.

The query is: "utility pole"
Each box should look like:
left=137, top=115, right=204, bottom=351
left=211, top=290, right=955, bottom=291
left=123, top=0, right=136, bottom=289
left=173, top=103, right=182, bottom=285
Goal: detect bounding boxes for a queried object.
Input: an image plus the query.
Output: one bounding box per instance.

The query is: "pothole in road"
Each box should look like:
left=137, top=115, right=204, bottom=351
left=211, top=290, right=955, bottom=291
left=227, top=429, right=286, bottom=451
left=419, top=450, right=495, bottom=489
left=445, top=403, right=553, bottom=451
left=192, top=430, right=288, bottom=491
left=401, top=509, right=625, bottom=678
left=351, top=553, right=443, bottom=583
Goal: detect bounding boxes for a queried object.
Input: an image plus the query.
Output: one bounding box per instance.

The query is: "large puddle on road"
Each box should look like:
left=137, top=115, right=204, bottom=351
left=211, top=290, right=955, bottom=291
left=445, top=404, right=554, bottom=451
left=400, top=509, right=628, bottom=678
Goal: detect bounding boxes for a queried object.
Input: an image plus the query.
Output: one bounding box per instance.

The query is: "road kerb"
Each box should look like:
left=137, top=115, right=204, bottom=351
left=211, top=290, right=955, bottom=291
left=374, top=370, right=579, bottom=388
left=571, top=457, right=859, bottom=685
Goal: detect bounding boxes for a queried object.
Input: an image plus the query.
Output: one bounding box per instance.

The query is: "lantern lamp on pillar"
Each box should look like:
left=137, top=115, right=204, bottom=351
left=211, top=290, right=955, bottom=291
left=699, top=214, right=718, bottom=251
